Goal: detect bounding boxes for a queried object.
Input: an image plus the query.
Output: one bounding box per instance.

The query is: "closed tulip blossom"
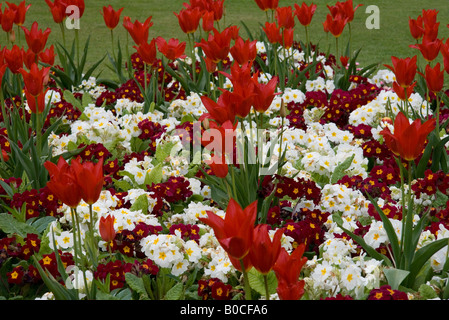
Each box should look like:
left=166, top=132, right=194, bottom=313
left=71, top=157, right=105, bottom=205
left=323, top=13, right=348, bottom=38
left=174, top=7, right=202, bottom=34
left=99, top=215, right=116, bottom=243
left=1, top=7, right=16, bottom=33
left=294, top=2, right=317, bottom=27
left=423, top=62, right=444, bottom=93
left=45, top=0, right=67, bottom=24
left=254, top=0, right=279, bottom=12
left=380, top=112, right=436, bottom=161
left=101, top=5, right=124, bottom=30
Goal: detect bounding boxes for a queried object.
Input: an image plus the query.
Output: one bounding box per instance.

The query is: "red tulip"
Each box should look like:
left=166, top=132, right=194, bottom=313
left=273, top=244, right=308, bottom=300
left=262, top=21, right=282, bottom=45
left=174, top=7, right=202, bottom=34
left=155, top=37, right=186, bottom=61
left=275, top=6, right=295, bottom=29
left=19, top=63, right=51, bottom=97
left=1, top=149, right=9, bottom=162
left=3, top=45, right=24, bottom=74
left=0, top=63, right=6, bottom=83
left=252, top=76, right=280, bottom=113
left=25, top=88, right=47, bottom=114
left=422, top=9, right=439, bottom=27
left=423, top=62, right=444, bottom=93
left=1, top=7, right=16, bottom=33
left=21, top=21, right=51, bottom=55
left=195, top=28, right=232, bottom=63
left=380, top=111, right=436, bottom=161
left=134, top=38, right=157, bottom=66
left=202, top=10, right=215, bottom=33
left=101, top=5, right=124, bottom=30
left=254, top=0, right=279, bottom=12
left=210, top=0, right=224, bottom=21
left=44, top=156, right=82, bottom=208
left=39, top=45, right=56, bottom=66
left=99, top=215, right=116, bottom=243
left=65, top=0, right=85, bottom=19
left=199, top=198, right=257, bottom=261
left=123, top=16, right=153, bottom=46
left=392, top=81, right=416, bottom=101
left=205, top=155, right=229, bottom=178
left=230, top=37, right=257, bottom=65
left=323, top=13, right=348, bottom=38
left=45, top=0, right=67, bottom=24
left=409, top=16, right=424, bottom=41
left=71, top=157, right=105, bottom=205
left=22, top=47, right=37, bottom=70
left=200, top=91, right=237, bottom=125
left=384, top=56, right=417, bottom=88
left=249, top=224, right=283, bottom=275
left=334, top=0, right=362, bottom=24
left=6, top=1, right=31, bottom=26
left=281, top=27, right=294, bottom=49
left=294, top=2, right=317, bottom=27
left=410, top=36, right=442, bottom=62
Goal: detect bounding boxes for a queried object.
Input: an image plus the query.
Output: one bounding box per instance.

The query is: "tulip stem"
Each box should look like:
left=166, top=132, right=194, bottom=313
left=436, top=93, right=440, bottom=139
left=240, top=259, right=252, bottom=300
left=264, top=275, right=270, bottom=300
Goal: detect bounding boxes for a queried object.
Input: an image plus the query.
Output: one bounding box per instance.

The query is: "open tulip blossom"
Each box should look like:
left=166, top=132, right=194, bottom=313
left=2, top=0, right=449, bottom=306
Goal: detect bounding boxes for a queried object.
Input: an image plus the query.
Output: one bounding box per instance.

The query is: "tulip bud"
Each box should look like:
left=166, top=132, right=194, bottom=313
left=279, top=99, right=287, bottom=118
left=9, top=30, right=16, bottom=43
left=202, top=117, right=210, bottom=130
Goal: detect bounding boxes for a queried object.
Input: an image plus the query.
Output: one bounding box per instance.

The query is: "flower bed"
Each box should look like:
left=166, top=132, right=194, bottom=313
left=1, top=0, right=449, bottom=301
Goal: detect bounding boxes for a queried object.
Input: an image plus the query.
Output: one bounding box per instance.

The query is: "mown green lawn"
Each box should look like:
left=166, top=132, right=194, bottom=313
left=6, top=0, right=449, bottom=77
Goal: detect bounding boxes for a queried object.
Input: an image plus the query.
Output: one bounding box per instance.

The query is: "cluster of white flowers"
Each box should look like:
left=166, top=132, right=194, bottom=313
left=304, top=236, right=383, bottom=299
left=72, top=76, right=107, bottom=99
left=348, top=88, right=431, bottom=128
left=295, top=122, right=368, bottom=180
left=321, top=183, right=371, bottom=232
left=140, top=232, right=203, bottom=276
left=168, top=92, right=207, bottom=119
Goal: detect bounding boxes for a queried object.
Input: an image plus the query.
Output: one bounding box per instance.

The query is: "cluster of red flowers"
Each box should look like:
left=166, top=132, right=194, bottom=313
left=137, top=119, right=166, bottom=154
left=272, top=175, right=321, bottom=205
left=197, top=277, right=233, bottom=300
left=94, top=259, right=159, bottom=291
left=169, top=223, right=200, bottom=242
left=38, top=251, right=75, bottom=283
left=111, top=222, right=162, bottom=258
left=283, top=207, right=330, bottom=254
left=148, top=176, right=193, bottom=215
left=367, top=285, right=408, bottom=300
left=11, top=187, right=60, bottom=219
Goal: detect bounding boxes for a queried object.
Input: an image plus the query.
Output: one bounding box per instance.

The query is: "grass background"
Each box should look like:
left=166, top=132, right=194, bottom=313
left=4, top=0, right=449, bottom=78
